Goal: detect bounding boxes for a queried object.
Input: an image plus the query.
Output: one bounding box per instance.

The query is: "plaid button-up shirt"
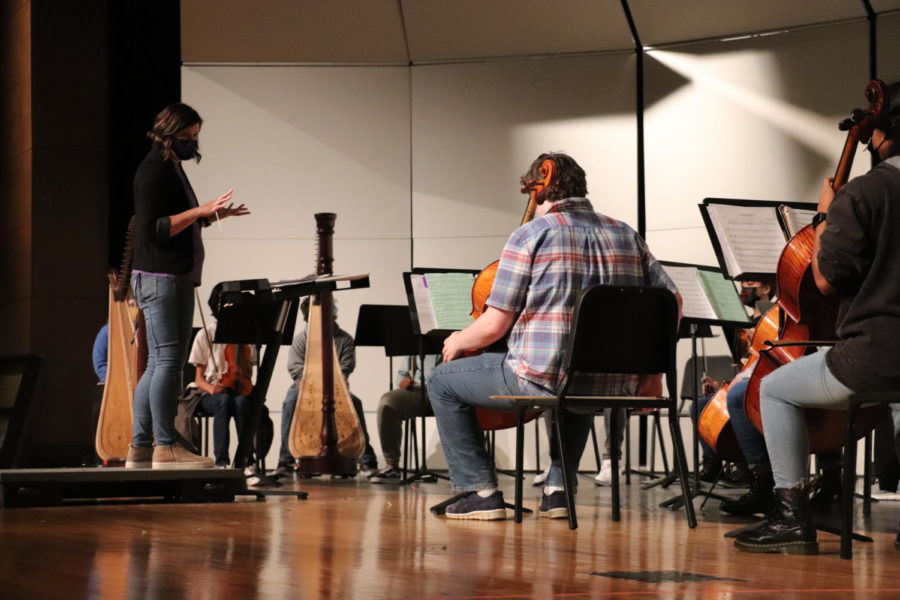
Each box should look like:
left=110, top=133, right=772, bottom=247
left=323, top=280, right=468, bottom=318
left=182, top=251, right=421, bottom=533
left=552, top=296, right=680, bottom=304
left=487, top=197, right=676, bottom=395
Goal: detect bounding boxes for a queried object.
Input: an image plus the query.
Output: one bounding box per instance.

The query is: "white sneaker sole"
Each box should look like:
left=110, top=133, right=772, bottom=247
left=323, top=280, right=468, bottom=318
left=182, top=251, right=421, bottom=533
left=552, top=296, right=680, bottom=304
left=445, top=508, right=507, bottom=521
left=125, top=461, right=151, bottom=469
left=152, top=460, right=215, bottom=470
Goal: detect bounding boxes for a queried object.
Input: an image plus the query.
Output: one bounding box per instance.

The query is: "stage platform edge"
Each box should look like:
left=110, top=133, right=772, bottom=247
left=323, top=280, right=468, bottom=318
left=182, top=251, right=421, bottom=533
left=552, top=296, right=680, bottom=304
left=0, top=467, right=246, bottom=508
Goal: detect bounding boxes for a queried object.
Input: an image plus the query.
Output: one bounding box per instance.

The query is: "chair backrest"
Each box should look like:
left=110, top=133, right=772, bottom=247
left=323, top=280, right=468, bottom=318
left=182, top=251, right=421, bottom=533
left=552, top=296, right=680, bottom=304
left=565, top=285, right=679, bottom=383
left=0, top=354, right=41, bottom=468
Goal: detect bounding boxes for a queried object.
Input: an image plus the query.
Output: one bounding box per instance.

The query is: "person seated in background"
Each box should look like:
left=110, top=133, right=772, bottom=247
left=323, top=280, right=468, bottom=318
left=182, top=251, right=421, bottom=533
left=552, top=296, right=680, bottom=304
left=275, top=297, right=378, bottom=478
left=369, top=354, right=440, bottom=483
left=186, top=310, right=255, bottom=468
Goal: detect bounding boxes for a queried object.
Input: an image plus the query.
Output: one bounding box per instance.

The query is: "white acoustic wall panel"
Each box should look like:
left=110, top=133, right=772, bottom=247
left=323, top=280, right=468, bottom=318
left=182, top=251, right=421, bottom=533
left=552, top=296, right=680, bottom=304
left=644, top=20, right=870, bottom=268
left=410, top=54, right=637, bottom=471
left=182, top=65, right=412, bottom=467
left=411, top=53, right=638, bottom=270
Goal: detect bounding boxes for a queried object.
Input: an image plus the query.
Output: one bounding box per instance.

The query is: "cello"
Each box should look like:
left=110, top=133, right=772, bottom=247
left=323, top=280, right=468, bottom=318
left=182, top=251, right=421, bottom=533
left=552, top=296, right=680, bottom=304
left=742, top=80, right=891, bottom=452
left=96, top=218, right=147, bottom=464
left=290, top=213, right=366, bottom=476
left=467, top=159, right=555, bottom=431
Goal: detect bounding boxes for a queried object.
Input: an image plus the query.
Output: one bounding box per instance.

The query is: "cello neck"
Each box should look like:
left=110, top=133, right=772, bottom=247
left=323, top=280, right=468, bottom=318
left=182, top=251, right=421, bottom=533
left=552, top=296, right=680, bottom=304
left=831, top=127, right=860, bottom=191
left=520, top=189, right=538, bottom=225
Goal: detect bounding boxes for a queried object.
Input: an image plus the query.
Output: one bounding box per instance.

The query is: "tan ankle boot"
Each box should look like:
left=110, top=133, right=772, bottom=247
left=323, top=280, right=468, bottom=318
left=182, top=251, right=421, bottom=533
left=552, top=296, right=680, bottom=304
left=152, top=444, right=215, bottom=470
left=125, top=445, right=153, bottom=469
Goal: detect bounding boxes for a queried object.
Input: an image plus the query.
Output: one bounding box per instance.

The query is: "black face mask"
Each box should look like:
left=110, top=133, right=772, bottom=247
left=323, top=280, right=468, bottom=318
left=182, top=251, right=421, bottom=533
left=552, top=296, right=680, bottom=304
left=171, top=138, right=199, bottom=160
left=741, top=286, right=760, bottom=308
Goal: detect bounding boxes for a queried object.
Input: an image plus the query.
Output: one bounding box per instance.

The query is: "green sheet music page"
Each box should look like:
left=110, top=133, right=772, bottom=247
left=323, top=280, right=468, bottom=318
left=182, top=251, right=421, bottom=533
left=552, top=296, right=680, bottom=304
left=426, top=273, right=475, bottom=331
left=697, top=270, right=751, bottom=324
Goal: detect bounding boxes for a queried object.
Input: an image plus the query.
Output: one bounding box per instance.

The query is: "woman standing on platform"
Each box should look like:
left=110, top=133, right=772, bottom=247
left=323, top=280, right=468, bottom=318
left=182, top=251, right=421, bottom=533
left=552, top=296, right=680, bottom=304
left=126, top=103, right=249, bottom=469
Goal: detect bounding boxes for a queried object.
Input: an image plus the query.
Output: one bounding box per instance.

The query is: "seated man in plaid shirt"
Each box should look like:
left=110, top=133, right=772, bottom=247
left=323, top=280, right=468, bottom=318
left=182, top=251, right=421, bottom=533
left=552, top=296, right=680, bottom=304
left=429, top=152, right=678, bottom=520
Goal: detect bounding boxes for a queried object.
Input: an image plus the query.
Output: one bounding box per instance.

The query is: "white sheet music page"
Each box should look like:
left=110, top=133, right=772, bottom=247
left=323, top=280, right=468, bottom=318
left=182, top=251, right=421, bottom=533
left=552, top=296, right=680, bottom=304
left=706, top=204, right=785, bottom=276
left=410, top=275, right=438, bottom=333
left=779, top=205, right=817, bottom=238
left=662, top=265, right=718, bottom=321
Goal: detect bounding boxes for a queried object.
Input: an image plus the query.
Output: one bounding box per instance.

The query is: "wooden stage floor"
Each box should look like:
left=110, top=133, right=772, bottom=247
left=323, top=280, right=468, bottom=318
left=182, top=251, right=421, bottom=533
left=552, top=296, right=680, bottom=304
left=1, top=471, right=898, bottom=599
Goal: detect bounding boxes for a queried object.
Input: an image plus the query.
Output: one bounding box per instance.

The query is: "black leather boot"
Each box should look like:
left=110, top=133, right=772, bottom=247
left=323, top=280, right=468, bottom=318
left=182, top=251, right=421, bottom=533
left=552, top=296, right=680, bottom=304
left=734, top=485, right=818, bottom=554
left=720, top=466, right=775, bottom=516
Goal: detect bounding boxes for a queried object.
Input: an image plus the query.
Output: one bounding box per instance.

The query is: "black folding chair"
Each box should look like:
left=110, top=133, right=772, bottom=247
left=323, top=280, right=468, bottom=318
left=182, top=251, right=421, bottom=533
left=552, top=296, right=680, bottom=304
left=491, top=285, right=696, bottom=530
left=841, top=391, right=896, bottom=559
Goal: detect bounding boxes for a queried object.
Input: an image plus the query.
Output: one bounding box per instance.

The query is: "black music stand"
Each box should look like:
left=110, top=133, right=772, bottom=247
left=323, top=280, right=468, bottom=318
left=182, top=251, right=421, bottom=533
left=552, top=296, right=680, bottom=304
left=215, top=274, right=370, bottom=500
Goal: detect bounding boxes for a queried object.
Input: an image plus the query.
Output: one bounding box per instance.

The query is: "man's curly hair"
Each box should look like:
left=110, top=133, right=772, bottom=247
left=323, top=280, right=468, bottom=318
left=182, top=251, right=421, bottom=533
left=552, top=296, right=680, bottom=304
left=519, top=152, right=587, bottom=201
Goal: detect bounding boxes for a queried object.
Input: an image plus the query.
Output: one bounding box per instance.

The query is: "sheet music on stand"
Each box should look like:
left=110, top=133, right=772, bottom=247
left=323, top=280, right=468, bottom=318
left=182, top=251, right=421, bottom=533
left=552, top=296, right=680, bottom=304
left=661, top=261, right=752, bottom=327
left=403, top=269, right=479, bottom=335
left=699, top=198, right=816, bottom=280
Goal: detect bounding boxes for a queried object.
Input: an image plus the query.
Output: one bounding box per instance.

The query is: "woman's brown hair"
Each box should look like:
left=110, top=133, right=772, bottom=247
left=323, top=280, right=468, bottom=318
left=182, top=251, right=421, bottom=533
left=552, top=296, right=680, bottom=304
left=147, top=103, right=203, bottom=162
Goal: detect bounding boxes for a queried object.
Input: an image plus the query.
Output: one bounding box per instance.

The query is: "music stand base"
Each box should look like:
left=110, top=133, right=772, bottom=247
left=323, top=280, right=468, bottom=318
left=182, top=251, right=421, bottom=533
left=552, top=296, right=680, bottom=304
left=400, top=469, right=447, bottom=485
left=660, top=486, right=729, bottom=510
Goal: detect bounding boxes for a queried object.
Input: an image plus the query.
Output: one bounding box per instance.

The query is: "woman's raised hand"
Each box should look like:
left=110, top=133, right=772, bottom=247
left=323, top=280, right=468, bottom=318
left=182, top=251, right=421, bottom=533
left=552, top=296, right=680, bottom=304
left=198, top=189, right=233, bottom=218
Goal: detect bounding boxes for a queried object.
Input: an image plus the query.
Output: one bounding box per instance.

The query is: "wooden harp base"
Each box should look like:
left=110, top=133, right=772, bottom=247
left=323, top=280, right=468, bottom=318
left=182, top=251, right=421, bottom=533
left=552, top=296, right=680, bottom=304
left=297, top=455, right=358, bottom=477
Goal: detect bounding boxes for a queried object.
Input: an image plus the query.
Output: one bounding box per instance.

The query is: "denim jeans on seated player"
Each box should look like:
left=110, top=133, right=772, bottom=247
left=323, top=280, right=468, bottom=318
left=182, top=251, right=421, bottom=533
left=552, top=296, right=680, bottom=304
left=726, top=377, right=769, bottom=467
left=200, top=392, right=249, bottom=466
left=760, top=350, right=854, bottom=489
left=131, top=273, right=194, bottom=447
left=428, top=353, right=525, bottom=492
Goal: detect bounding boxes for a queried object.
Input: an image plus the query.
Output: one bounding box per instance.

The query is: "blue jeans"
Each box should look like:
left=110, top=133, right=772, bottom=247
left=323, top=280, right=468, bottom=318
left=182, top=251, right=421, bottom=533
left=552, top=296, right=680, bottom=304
left=726, top=378, right=769, bottom=467
left=131, top=273, right=194, bottom=447
left=200, top=392, right=250, bottom=466
left=428, top=352, right=593, bottom=492
left=760, top=350, right=854, bottom=488
left=278, top=386, right=377, bottom=468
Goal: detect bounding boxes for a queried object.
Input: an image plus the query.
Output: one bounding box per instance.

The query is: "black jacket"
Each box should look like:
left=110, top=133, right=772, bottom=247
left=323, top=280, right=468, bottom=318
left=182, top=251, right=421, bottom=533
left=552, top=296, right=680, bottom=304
left=132, top=148, right=201, bottom=275
left=819, top=157, right=900, bottom=391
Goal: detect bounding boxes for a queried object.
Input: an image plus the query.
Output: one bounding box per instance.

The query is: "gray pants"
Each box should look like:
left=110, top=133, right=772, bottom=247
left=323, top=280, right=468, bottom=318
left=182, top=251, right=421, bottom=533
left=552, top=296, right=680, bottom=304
left=760, top=350, right=854, bottom=488
left=377, top=385, right=432, bottom=466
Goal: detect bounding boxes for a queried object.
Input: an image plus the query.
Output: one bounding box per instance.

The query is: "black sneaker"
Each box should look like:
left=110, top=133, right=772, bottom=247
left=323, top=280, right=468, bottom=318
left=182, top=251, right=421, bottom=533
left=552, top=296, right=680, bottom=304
left=808, top=469, right=842, bottom=512
left=273, top=464, right=294, bottom=479
left=368, top=466, right=402, bottom=483
left=699, top=457, right=723, bottom=483
left=445, top=491, right=506, bottom=520
left=538, top=490, right=568, bottom=519
left=722, top=462, right=752, bottom=487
